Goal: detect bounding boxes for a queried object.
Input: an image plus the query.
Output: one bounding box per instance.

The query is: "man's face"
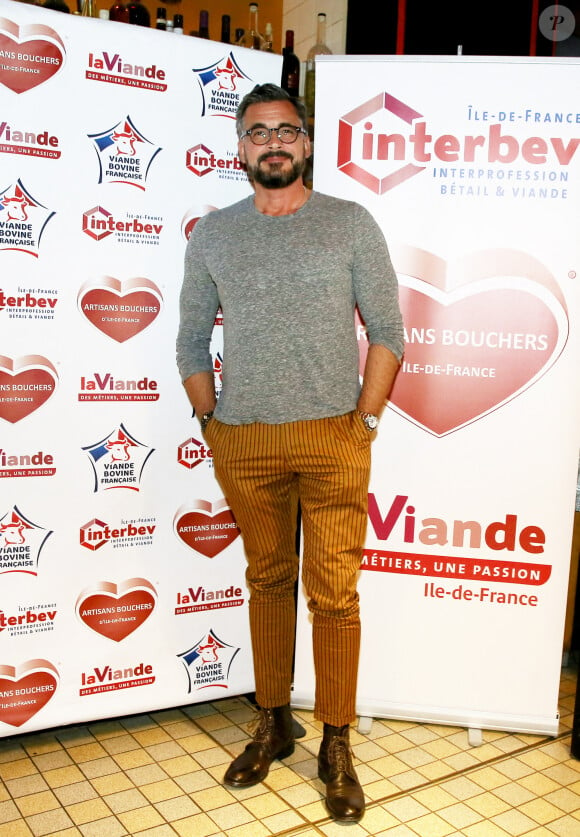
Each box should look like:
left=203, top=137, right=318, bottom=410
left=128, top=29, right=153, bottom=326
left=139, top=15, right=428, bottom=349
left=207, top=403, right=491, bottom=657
left=238, top=100, right=311, bottom=189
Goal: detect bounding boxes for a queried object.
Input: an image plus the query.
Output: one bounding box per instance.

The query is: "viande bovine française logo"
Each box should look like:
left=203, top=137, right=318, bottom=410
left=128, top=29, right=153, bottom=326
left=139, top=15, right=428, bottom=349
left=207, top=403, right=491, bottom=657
left=89, top=116, right=161, bottom=190
left=0, top=17, right=65, bottom=95
left=192, top=52, right=251, bottom=118
left=0, top=179, right=54, bottom=256
left=82, top=424, right=154, bottom=492
left=0, top=506, right=52, bottom=575
left=338, top=90, right=579, bottom=199
left=178, top=629, right=240, bottom=692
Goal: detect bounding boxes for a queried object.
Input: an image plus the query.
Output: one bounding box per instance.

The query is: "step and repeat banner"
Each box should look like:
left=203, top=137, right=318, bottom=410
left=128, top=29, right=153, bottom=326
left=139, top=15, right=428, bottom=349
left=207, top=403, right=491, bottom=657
left=0, top=0, right=280, bottom=736
left=294, top=56, right=580, bottom=735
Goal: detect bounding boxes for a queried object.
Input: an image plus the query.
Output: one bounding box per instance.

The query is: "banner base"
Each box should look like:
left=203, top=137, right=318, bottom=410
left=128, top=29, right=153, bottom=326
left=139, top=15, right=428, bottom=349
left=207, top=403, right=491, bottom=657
left=291, top=693, right=559, bottom=737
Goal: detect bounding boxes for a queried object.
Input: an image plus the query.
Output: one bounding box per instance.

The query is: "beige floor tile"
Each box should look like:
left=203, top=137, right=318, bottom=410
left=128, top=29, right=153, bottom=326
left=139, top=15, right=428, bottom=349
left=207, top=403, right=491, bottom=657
left=31, top=751, right=73, bottom=772
left=24, top=808, right=75, bottom=836
left=0, top=821, right=34, bottom=836
left=153, top=794, right=200, bottom=820
left=0, top=799, right=21, bottom=823
left=518, top=797, right=567, bottom=825
left=52, top=782, right=98, bottom=806
left=438, top=801, right=483, bottom=829
left=90, top=774, right=133, bottom=796
left=116, top=805, right=165, bottom=833
left=490, top=808, right=539, bottom=835
left=104, top=788, right=148, bottom=813
left=42, top=766, right=86, bottom=789
left=66, top=744, right=108, bottom=764
left=261, top=809, right=309, bottom=831
left=77, top=815, right=128, bottom=836
left=241, top=790, right=289, bottom=817
left=65, top=798, right=114, bottom=825
left=171, top=811, right=222, bottom=837
left=14, top=790, right=60, bottom=817
left=4, top=776, right=48, bottom=799
left=407, top=812, right=456, bottom=836
left=139, top=778, right=182, bottom=803
left=0, top=761, right=37, bottom=782
left=156, top=754, right=199, bottom=778
left=207, top=800, right=258, bottom=831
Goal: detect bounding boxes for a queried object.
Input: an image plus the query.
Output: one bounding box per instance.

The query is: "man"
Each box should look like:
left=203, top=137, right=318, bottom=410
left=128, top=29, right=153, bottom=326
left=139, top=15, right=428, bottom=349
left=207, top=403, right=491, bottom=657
left=176, top=83, right=404, bottom=823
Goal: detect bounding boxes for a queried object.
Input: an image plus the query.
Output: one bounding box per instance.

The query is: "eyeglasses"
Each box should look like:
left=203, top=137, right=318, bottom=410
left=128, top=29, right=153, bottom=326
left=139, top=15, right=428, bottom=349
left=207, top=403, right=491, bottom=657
left=240, top=125, right=308, bottom=145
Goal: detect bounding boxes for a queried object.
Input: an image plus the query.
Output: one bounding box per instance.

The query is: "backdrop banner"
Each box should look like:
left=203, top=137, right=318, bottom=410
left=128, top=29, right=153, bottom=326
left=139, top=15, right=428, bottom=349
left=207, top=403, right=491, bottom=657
left=0, top=0, right=280, bottom=737
left=293, top=55, right=580, bottom=735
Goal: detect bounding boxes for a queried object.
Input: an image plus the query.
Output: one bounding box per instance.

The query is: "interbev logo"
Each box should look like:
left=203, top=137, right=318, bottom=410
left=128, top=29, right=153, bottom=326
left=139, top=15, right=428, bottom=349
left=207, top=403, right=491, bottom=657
left=338, top=91, right=580, bottom=195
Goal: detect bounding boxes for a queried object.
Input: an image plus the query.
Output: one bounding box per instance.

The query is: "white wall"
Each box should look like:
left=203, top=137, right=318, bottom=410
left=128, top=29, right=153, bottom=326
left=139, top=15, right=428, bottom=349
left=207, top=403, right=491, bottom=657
left=283, top=0, right=347, bottom=63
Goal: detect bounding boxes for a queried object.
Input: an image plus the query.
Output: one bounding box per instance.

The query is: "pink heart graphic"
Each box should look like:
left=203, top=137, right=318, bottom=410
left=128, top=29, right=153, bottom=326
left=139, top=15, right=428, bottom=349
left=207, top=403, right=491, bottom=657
left=175, top=501, right=240, bottom=558
left=0, top=355, right=58, bottom=423
left=78, top=277, right=162, bottom=343
left=0, top=660, right=58, bottom=727
left=76, top=579, right=157, bottom=642
left=360, top=248, right=567, bottom=436
left=0, top=19, right=65, bottom=93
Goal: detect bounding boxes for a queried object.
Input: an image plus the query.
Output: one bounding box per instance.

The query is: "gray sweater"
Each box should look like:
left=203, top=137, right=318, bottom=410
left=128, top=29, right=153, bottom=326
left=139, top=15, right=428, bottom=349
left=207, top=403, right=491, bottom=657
left=176, top=191, right=404, bottom=425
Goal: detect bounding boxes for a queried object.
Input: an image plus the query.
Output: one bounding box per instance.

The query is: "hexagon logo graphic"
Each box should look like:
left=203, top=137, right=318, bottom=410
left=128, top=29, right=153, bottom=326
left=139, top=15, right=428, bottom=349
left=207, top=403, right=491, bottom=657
left=337, top=92, right=424, bottom=194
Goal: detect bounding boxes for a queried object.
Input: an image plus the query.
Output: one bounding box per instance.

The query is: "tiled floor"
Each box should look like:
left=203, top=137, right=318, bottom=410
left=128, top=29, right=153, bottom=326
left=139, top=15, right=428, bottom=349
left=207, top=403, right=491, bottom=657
left=0, top=661, right=579, bottom=837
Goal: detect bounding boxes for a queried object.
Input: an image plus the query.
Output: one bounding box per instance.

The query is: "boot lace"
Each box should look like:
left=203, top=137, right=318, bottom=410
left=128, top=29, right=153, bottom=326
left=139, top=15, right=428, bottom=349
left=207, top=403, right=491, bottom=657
left=328, top=734, right=352, bottom=774
left=247, top=708, right=274, bottom=744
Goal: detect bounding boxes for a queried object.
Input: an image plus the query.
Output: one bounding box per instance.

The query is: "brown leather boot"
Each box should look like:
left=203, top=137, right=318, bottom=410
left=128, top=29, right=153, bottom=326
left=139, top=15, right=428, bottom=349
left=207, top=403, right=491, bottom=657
left=224, top=704, right=295, bottom=788
left=318, top=724, right=365, bottom=822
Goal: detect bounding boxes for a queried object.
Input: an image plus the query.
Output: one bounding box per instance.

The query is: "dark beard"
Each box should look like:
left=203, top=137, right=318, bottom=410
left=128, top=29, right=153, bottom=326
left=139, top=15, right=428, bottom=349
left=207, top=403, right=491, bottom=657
left=247, top=153, right=306, bottom=189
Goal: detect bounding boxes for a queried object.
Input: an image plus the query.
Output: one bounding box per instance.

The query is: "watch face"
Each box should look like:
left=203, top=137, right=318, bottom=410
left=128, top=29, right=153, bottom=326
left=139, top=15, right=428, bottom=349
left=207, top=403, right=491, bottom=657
left=365, top=415, right=379, bottom=430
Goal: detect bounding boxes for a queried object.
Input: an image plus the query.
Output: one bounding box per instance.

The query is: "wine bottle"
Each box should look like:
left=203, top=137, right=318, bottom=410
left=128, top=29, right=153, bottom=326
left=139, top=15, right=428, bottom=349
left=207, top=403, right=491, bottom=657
left=305, top=13, right=332, bottom=129
left=281, top=30, right=300, bottom=97
left=109, top=0, right=129, bottom=23
left=173, top=13, right=183, bottom=34
left=126, top=0, right=150, bottom=26
left=156, top=7, right=166, bottom=30
left=198, top=10, right=210, bottom=39
left=237, top=4, right=265, bottom=50
left=221, top=14, right=231, bottom=44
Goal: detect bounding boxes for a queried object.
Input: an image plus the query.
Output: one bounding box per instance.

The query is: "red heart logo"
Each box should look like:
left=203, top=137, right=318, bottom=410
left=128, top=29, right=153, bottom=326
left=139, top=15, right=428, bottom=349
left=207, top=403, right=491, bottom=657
left=76, top=578, right=157, bottom=642
left=78, top=277, right=162, bottom=343
left=175, top=500, right=240, bottom=558
left=0, top=355, right=58, bottom=423
left=0, top=660, right=58, bottom=727
left=359, top=248, right=567, bottom=436
left=0, top=19, right=65, bottom=94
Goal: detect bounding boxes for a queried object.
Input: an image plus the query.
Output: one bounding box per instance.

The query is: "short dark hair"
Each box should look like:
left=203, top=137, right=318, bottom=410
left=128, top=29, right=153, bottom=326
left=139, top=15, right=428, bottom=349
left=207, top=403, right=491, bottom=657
left=236, top=83, right=307, bottom=138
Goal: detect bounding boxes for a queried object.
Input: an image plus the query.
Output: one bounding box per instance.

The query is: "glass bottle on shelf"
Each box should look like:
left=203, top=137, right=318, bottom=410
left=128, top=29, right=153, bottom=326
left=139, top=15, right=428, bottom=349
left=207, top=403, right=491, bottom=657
left=198, top=10, right=210, bottom=38
left=281, top=30, right=300, bottom=97
left=235, top=28, right=245, bottom=43
left=305, top=13, right=332, bottom=135
left=155, top=7, right=166, bottom=30
left=237, top=4, right=265, bottom=50
left=262, top=22, right=273, bottom=52
left=126, top=0, right=150, bottom=26
left=173, top=13, right=183, bottom=34
left=80, top=0, right=98, bottom=16
left=109, top=0, right=129, bottom=23
left=221, top=14, right=231, bottom=44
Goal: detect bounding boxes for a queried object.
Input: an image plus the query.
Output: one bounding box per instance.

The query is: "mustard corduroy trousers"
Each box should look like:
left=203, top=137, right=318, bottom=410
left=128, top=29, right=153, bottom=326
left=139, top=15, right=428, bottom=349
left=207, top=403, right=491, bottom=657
left=204, top=411, right=371, bottom=726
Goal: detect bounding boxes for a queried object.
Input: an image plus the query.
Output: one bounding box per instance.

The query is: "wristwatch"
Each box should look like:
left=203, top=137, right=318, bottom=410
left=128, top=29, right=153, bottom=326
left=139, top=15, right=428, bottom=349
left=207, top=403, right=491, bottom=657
left=358, top=410, right=379, bottom=431
left=200, top=410, right=214, bottom=432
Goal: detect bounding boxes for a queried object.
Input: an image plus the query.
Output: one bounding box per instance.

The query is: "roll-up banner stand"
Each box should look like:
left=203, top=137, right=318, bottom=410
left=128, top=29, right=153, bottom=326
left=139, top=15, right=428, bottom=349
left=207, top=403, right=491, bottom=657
left=293, top=55, right=580, bottom=736
left=0, top=0, right=281, bottom=737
